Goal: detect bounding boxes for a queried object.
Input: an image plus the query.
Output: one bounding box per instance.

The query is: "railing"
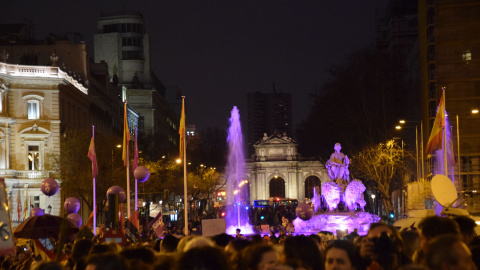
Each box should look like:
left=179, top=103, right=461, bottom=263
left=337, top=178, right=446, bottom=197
left=0, top=62, right=88, bottom=95
left=15, top=170, right=52, bottom=179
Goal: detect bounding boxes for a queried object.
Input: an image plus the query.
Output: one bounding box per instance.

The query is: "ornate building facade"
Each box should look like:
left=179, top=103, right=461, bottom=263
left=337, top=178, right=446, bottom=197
left=245, top=132, right=328, bottom=204
left=0, top=59, right=88, bottom=225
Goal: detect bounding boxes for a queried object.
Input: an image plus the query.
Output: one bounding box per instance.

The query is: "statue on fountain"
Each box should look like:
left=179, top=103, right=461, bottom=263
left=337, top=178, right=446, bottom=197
left=322, top=143, right=366, bottom=212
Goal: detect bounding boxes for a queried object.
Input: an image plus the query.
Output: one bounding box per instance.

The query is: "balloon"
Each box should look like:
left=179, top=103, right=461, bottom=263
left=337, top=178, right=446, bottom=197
left=41, top=178, right=59, bottom=197
left=134, top=166, right=150, bottom=183
left=106, top=186, right=126, bottom=203
left=30, top=207, right=44, bottom=217
left=67, top=213, right=82, bottom=228
left=296, top=203, right=314, bottom=221
left=64, top=197, right=81, bottom=214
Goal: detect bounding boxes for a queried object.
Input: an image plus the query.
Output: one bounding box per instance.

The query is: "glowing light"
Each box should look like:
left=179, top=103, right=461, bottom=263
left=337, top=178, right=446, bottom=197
left=371, top=194, right=376, bottom=199
left=399, top=120, right=405, bottom=124
left=245, top=206, right=249, bottom=210
left=395, top=126, right=402, bottom=130
left=176, top=159, right=181, bottom=164
left=274, top=175, right=278, bottom=179
left=116, top=144, right=121, bottom=148
left=260, top=216, right=265, bottom=220
left=473, top=109, right=479, bottom=114
left=233, top=190, right=239, bottom=195
left=476, top=221, right=480, bottom=225
left=221, top=212, right=226, bottom=217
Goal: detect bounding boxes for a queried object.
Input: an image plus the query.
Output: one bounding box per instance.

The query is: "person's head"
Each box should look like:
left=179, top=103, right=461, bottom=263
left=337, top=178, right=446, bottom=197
left=174, top=246, right=230, bottom=270
left=31, top=261, right=63, bottom=270
left=400, top=230, right=420, bottom=260
left=283, top=235, right=325, bottom=270
left=160, top=235, right=179, bottom=253
left=88, top=243, right=118, bottom=256
left=425, top=234, right=476, bottom=270
left=85, top=253, right=128, bottom=270
left=360, top=223, right=406, bottom=267
left=236, top=228, right=241, bottom=235
left=120, top=246, right=155, bottom=265
left=418, top=216, right=460, bottom=251
left=71, top=239, right=93, bottom=263
left=335, top=143, right=341, bottom=151
left=241, top=244, right=278, bottom=270
left=454, top=216, right=477, bottom=245
left=325, top=240, right=361, bottom=270
left=183, top=236, right=215, bottom=251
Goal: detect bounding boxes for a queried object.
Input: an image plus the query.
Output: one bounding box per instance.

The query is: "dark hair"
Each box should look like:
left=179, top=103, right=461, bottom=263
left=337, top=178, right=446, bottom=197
left=425, top=234, right=464, bottom=270
left=453, top=216, right=477, bottom=236
left=71, top=239, right=93, bottom=263
left=31, top=261, right=63, bottom=270
left=174, top=246, right=230, bottom=270
left=88, top=243, right=117, bottom=256
left=325, top=240, right=363, bottom=269
left=212, top=233, right=234, bottom=247
left=240, top=244, right=275, bottom=270
left=283, top=235, right=325, bottom=270
left=86, top=253, right=128, bottom=270
left=161, top=235, right=180, bottom=253
left=418, top=216, right=460, bottom=240
left=120, top=246, right=155, bottom=264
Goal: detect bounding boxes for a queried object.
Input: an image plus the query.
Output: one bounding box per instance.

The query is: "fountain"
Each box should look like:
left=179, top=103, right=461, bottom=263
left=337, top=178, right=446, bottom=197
left=225, top=106, right=253, bottom=235
left=293, top=143, right=380, bottom=236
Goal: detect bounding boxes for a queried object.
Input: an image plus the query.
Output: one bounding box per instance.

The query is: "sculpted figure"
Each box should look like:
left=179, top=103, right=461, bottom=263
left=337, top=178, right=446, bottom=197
left=326, top=143, right=350, bottom=183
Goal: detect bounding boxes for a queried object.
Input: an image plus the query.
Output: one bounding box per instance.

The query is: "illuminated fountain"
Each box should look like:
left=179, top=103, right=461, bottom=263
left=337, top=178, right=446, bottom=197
left=293, top=143, right=380, bottom=236
left=225, top=106, right=254, bottom=235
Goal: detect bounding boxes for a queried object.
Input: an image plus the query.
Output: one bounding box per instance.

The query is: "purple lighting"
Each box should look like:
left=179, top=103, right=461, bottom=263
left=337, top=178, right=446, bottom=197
left=225, top=106, right=253, bottom=235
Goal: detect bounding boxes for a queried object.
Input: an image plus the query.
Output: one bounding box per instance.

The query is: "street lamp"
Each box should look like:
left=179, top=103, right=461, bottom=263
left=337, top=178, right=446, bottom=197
left=371, top=194, right=376, bottom=215
left=398, top=120, right=424, bottom=181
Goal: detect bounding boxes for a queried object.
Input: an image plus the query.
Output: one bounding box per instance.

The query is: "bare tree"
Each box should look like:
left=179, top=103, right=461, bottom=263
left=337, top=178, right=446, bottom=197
left=350, top=140, right=412, bottom=213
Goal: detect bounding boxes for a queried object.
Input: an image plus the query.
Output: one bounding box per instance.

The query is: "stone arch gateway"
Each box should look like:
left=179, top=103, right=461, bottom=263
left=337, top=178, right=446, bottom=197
left=245, top=132, right=328, bottom=204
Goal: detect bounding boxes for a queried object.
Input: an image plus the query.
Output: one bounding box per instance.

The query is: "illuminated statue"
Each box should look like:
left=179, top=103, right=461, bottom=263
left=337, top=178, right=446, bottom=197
left=325, top=143, right=350, bottom=184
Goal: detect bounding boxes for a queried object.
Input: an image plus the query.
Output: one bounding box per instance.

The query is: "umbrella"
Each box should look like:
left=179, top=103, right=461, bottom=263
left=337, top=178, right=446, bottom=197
left=14, top=214, right=79, bottom=239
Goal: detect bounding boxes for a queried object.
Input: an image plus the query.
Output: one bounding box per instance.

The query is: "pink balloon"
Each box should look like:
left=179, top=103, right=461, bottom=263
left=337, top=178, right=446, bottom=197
left=41, top=178, right=59, bottom=197
left=67, top=213, right=82, bottom=228
left=134, top=166, right=150, bottom=183
left=106, top=186, right=126, bottom=203
left=64, top=197, right=81, bottom=214
left=30, top=207, right=44, bottom=217
left=296, top=203, right=314, bottom=221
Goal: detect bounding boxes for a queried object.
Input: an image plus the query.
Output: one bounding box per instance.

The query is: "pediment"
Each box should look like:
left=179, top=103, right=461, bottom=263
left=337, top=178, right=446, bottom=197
left=19, top=124, right=51, bottom=137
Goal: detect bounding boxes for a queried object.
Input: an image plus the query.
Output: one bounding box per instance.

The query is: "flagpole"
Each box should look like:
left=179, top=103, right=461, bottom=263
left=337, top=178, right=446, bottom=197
left=442, top=88, right=448, bottom=177
left=134, top=128, right=138, bottom=212
left=92, top=126, right=96, bottom=235
left=124, top=102, right=131, bottom=219
left=456, top=114, right=461, bottom=191
left=181, top=97, right=188, bottom=235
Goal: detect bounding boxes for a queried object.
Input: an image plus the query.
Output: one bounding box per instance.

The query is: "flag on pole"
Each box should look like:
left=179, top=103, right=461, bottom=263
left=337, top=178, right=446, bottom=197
left=125, top=211, right=139, bottom=242
left=119, top=203, right=125, bottom=234
left=179, top=97, right=185, bottom=159
left=123, top=102, right=130, bottom=166
left=88, top=137, right=98, bottom=179
left=425, top=94, right=445, bottom=155
left=86, top=206, right=96, bottom=230
left=133, top=128, right=138, bottom=173
left=23, top=188, right=29, bottom=220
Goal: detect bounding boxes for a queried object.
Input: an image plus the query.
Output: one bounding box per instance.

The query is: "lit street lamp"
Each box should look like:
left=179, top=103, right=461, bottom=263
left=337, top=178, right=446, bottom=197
left=397, top=120, right=424, bottom=181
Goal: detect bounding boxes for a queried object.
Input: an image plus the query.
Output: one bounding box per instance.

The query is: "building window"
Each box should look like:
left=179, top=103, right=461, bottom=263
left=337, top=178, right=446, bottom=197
left=28, top=145, right=40, bottom=170
left=463, top=50, right=472, bottom=62
left=27, top=100, right=39, bottom=119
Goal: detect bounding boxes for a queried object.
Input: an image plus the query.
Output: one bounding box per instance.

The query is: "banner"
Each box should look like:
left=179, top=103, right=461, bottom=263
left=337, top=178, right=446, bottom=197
left=149, top=211, right=165, bottom=238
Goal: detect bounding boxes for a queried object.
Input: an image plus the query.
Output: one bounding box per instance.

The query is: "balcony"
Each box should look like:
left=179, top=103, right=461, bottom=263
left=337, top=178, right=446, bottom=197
left=15, top=170, right=52, bottom=179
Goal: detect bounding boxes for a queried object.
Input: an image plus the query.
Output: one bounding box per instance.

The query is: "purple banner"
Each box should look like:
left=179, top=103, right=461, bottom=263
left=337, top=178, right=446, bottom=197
left=149, top=211, right=165, bottom=238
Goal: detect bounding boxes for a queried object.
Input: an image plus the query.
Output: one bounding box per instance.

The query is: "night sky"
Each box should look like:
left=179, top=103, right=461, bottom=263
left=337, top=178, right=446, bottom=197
left=2, top=1, right=377, bottom=132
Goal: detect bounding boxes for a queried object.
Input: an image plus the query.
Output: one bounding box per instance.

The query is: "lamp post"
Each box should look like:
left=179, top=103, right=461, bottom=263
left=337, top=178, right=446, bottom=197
left=371, top=194, right=376, bottom=215
left=398, top=120, right=424, bottom=181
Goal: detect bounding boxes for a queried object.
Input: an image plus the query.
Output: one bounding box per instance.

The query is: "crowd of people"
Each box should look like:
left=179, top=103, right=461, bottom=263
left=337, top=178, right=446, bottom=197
left=3, top=215, right=480, bottom=270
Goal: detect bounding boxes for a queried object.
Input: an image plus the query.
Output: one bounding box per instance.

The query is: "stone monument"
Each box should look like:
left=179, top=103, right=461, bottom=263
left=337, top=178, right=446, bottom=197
left=294, top=143, right=377, bottom=235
